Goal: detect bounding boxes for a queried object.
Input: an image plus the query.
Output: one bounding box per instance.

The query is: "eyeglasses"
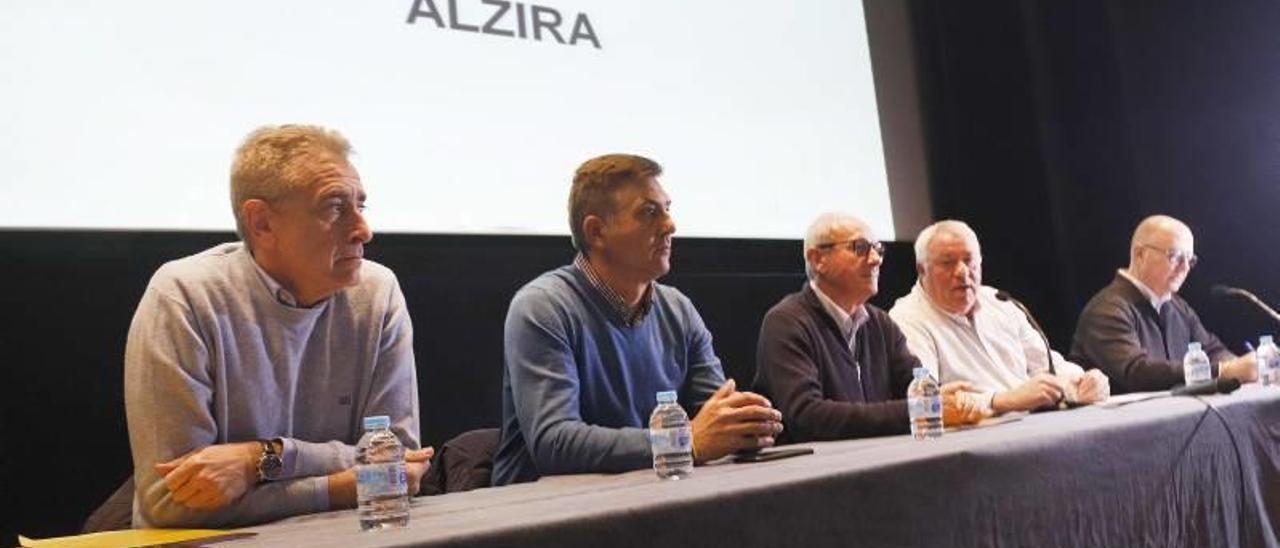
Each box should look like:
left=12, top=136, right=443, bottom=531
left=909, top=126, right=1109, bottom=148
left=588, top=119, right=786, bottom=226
left=1141, top=244, right=1198, bottom=269
left=817, top=238, right=885, bottom=258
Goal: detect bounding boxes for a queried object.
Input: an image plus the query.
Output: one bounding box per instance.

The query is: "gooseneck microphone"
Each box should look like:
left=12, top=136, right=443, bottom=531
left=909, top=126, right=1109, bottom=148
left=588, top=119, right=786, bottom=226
left=1211, top=284, right=1280, bottom=324
left=995, top=290, right=1056, bottom=376
left=1171, top=376, right=1242, bottom=397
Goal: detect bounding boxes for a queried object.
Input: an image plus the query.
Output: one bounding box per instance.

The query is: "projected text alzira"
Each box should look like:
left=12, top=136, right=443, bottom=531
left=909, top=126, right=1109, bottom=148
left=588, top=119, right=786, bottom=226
left=407, top=0, right=601, bottom=49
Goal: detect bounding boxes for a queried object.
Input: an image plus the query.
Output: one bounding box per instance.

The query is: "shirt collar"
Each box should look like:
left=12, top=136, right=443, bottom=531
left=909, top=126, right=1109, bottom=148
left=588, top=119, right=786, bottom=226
left=249, top=252, right=303, bottom=308
left=809, top=280, right=869, bottom=345
left=1117, top=269, right=1171, bottom=311
left=575, top=253, right=654, bottom=327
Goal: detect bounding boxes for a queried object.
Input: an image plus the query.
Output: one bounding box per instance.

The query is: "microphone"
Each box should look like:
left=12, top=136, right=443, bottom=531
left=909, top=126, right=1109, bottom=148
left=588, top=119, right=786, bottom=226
left=1171, top=377, right=1242, bottom=397
left=1211, top=284, right=1280, bottom=324
left=995, top=290, right=1056, bottom=376
left=1101, top=376, right=1243, bottom=408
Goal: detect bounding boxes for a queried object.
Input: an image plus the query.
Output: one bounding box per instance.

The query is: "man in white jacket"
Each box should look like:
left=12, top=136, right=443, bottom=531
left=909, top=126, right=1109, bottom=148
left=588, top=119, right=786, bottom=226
left=889, top=220, right=1110, bottom=414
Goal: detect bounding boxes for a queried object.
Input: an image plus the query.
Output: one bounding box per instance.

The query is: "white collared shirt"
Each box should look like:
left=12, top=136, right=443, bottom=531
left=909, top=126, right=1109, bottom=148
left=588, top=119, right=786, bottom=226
left=888, top=282, right=1085, bottom=410
left=809, top=280, right=869, bottom=352
left=1116, top=268, right=1172, bottom=312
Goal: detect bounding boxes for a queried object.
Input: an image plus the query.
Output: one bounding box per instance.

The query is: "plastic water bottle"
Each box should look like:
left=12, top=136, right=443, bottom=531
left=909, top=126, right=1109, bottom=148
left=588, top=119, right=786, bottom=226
left=649, top=391, right=693, bottom=479
left=356, top=415, right=410, bottom=530
left=907, top=367, right=943, bottom=440
left=1183, top=342, right=1212, bottom=386
left=1257, top=335, right=1279, bottom=387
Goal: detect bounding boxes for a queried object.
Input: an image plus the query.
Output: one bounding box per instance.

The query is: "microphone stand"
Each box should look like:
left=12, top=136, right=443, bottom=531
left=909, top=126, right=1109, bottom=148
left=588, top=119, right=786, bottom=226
left=995, top=290, right=1064, bottom=410
left=1212, top=285, right=1280, bottom=325
left=995, top=291, right=1056, bottom=375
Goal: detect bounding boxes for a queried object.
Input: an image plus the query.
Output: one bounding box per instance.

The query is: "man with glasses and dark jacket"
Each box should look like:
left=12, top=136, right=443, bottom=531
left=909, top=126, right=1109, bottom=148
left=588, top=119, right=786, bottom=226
left=753, top=213, right=986, bottom=443
left=1070, top=215, right=1257, bottom=393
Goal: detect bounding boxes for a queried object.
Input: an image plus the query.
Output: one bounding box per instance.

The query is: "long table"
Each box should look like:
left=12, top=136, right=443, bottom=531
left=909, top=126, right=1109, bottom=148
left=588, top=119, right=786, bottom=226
left=229, top=386, right=1280, bottom=548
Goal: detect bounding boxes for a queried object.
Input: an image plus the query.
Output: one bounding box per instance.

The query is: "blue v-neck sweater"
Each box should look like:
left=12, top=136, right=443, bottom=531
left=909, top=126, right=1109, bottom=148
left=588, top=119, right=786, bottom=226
left=493, top=264, right=726, bottom=485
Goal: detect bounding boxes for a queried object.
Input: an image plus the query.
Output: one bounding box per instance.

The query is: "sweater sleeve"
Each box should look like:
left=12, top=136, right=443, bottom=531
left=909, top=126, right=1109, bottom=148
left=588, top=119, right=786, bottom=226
left=124, top=281, right=329, bottom=529
left=503, top=287, right=651, bottom=476
left=757, top=309, right=909, bottom=441
left=368, top=276, right=421, bottom=448
left=680, top=298, right=728, bottom=415
left=1184, top=300, right=1235, bottom=364
left=1073, top=298, right=1183, bottom=393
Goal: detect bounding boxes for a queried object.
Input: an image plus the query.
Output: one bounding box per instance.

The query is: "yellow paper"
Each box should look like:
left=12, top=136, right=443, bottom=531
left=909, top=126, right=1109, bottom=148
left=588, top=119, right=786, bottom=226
left=19, top=528, right=253, bottom=548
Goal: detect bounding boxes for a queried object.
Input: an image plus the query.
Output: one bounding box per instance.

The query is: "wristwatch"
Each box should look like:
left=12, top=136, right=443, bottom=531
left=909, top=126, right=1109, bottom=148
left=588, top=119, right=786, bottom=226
left=256, top=439, right=283, bottom=482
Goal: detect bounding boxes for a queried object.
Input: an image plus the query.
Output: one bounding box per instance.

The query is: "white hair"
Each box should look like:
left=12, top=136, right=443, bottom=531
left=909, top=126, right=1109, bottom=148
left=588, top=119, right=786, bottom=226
left=913, top=219, right=980, bottom=265
left=802, top=212, right=871, bottom=279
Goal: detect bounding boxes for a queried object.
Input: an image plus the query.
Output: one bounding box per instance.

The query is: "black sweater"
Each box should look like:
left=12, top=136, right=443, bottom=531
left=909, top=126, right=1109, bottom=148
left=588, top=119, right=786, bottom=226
left=753, top=284, right=920, bottom=443
left=1070, top=274, right=1232, bottom=394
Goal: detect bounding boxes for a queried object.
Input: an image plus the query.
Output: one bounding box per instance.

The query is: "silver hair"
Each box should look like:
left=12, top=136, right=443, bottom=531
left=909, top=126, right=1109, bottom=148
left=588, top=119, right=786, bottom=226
left=230, top=124, right=353, bottom=246
left=802, top=212, right=872, bottom=279
left=913, top=219, right=979, bottom=265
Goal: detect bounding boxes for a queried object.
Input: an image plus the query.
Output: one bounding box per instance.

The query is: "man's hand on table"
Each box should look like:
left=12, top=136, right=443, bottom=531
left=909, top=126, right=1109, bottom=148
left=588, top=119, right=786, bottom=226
left=690, top=379, right=784, bottom=463
left=155, top=441, right=259, bottom=511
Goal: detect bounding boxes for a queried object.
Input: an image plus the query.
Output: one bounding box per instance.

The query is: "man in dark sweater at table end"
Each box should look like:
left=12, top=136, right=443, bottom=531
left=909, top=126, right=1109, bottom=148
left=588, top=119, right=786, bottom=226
left=493, top=153, right=783, bottom=486
left=753, top=213, right=985, bottom=444
left=1070, top=214, right=1257, bottom=394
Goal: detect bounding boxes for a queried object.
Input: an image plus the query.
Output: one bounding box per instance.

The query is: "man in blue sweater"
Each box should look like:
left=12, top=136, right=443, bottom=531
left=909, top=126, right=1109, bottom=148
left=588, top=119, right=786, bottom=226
left=493, top=153, right=784, bottom=485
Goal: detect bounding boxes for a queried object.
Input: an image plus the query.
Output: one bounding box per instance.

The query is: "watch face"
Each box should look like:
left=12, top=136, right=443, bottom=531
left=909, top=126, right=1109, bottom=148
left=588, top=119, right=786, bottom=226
left=260, top=454, right=284, bottom=481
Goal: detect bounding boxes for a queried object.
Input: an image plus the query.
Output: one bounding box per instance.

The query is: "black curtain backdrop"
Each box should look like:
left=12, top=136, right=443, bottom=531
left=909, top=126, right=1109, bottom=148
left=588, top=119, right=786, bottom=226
left=6, top=0, right=1280, bottom=541
left=910, top=0, right=1280, bottom=351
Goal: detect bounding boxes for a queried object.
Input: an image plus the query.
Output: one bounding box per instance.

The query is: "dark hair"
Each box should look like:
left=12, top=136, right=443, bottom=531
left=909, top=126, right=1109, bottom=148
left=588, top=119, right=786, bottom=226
left=568, top=154, right=663, bottom=254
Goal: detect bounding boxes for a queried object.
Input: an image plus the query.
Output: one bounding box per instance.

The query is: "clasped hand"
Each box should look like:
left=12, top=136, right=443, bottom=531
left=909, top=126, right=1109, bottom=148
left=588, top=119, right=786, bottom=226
left=689, top=379, right=784, bottom=463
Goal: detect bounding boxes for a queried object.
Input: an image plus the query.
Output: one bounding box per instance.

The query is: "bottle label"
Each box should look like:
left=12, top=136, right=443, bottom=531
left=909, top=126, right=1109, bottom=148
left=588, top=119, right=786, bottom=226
left=908, top=396, right=942, bottom=418
left=356, top=462, right=408, bottom=498
left=649, top=426, right=692, bottom=454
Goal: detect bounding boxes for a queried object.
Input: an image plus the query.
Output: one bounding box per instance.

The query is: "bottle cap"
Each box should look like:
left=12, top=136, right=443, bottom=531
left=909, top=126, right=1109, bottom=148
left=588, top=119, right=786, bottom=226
left=1262, top=335, right=1274, bottom=345
left=656, top=391, right=678, bottom=404
left=363, top=415, right=391, bottom=430
left=912, top=367, right=928, bottom=379
left=1187, top=342, right=1202, bottom=352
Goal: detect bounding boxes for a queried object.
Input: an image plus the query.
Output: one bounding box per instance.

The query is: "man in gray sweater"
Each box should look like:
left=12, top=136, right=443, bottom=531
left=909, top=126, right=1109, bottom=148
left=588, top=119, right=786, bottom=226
left=124, top=125, right=430, bottom=528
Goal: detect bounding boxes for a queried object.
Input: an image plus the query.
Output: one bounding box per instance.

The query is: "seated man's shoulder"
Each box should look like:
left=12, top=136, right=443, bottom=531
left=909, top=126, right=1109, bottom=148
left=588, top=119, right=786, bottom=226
left=1168, top=294, right=1200, bottom=317
left=888, top=291, right=936, bottom=328
left=653, top=281, right=695, bottom=309
left=888, top=287, right=926, bottom=316
left=345, top=258, right=400, bottom=293
left=327, top=259, right=405, bottom=315
left=977, top=285, right=1024, bottom=319
left=766, top=289, right=808, bottom=315
left=653, top=282, right=718, bottom=329
left=863, top=302, right=895, bottom=324
left=507, top=266, right=582, bottom=317
left=355, top=258, right=398, bottom=285
left=147, top=242, right=250, bottom=295
left=1080, top=280, right=1135, bottom=317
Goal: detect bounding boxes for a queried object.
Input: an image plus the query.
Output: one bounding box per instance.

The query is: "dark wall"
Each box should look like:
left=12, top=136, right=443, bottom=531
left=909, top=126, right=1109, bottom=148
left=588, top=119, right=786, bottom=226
left=0, top=230, right=915, bottom=539
left=911, top=0, right=1280, bottom=350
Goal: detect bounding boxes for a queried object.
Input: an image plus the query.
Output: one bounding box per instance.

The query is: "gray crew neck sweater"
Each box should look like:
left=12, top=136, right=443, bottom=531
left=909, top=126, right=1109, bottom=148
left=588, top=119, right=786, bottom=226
left=124, top=242, right=419, bottom=528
